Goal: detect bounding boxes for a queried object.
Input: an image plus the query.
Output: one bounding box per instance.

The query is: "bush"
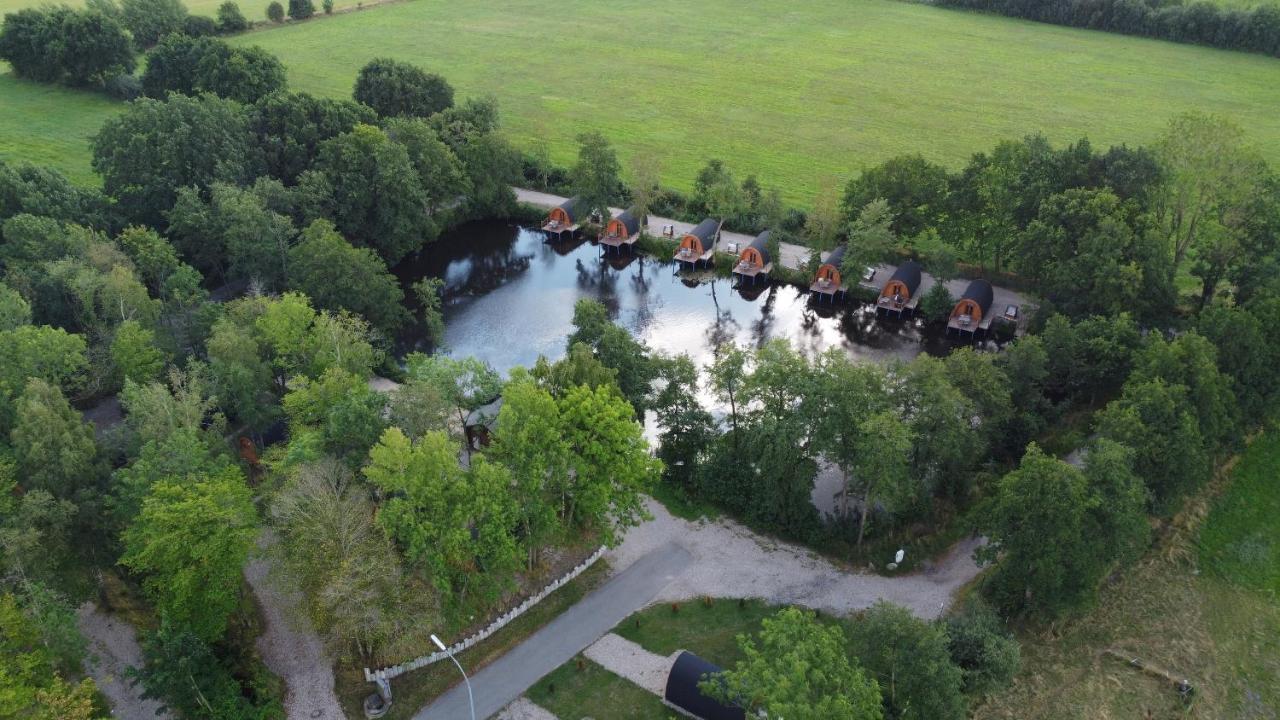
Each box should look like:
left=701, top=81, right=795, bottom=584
left=120, top=0, right=189, bottom=47
left=287, top=0, right=314, bottom=20
left=142, top=34, right=287, bottom=104
left=266, top=1, right=284, bottom=22
left=215, top=1, right=249, bottom=32
left=182, top=14, right=218, bottom=36
left=942, top=599, right=1020, bottom=697
left=353, top=57, right=454, bottom=118
left=0, top=6, right=136, bottom=87
left=322, top=0, right=334, bottom=13
left=104, top=73, right=144, bottom=100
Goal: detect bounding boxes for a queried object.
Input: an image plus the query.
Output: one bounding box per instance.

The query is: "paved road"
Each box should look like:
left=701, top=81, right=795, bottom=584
left=413, top=542, right=693, bottom=720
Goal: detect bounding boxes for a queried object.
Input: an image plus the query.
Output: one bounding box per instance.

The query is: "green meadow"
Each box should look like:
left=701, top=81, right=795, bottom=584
left=4, top=0, right=1280, bottom=199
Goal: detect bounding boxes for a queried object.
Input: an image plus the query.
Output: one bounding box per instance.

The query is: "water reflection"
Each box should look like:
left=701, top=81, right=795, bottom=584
left=394, top=220, right=955, bottom=374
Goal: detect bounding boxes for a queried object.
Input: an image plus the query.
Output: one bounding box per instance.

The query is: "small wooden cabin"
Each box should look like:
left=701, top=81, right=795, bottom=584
left=663, top=652, right=745, bottom=720
left=949, top=279, right=995, bottom=335
left=810, top=244, right=848, bottom=301
left=878, top=260, right=924, bottom=316
left=543, top=196, right=589, bottom=238
left=673, top=218, right=720, bottom=268
left=599, top=207, right=643, bottom=252
left=733, top=230, right=773, bottom=284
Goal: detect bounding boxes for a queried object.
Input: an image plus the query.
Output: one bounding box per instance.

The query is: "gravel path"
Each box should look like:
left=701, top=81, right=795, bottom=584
left=495, top=698, right=559, bottom=720
left=76, top=602, right=169, bottom=720
left=611, top=498, right=984, bottom=621
left=244, top=534, right=345, bottom=720
left=583, top=633, right=677, bottom=697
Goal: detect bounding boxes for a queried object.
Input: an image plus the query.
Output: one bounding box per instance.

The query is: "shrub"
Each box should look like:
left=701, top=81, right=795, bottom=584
left=215, top=1, right=249, bottom=32
left=942, top=599, right=1020, bottom=697
left=182, top=14, right=218, bottom=36
left=266, top=1, right=284, bottom=22
left=353, top=57, right=454, bottom=119
left=104, top=73, right=144, bottom=100
left=322, top=0, right=334, bottom=13
left=142, top=34, right=287, bottom=104
left=120, top=0, right=189, bottom=47
left=287, top=0, right=314, bottom=20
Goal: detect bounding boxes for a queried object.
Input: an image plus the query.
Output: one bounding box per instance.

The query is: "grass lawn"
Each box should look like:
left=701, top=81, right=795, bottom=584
left=225, top=0, right=1280, bottom=203
left=614, top=598, right=779, bottom=666
left=0, top=73, right=118, bottom=184
left=1198, top=429, right=1280, bottom=596
left=527, top=658, right=671, bottom=719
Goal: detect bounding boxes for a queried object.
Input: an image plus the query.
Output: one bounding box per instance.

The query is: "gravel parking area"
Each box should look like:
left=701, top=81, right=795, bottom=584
left=611, top=498, right=983, bottom=620
left=583, top=633, right=677, bottom=697
left=496, top=697, right=559, bottom=720
left=76, top=603, right=169, bottom=720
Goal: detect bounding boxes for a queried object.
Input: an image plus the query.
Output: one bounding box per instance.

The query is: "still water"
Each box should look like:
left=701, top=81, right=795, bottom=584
left=395, top=220, right=956, bottom=374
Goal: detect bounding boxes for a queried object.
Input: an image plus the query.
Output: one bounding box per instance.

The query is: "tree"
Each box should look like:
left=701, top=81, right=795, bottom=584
left=216, top=1, right=248, bottom=32
left=111, top=319, right=168, bottom=386
left=288, top=220, right=409, bottom=333
left=489, top=375, right=567, bottom=568
left=805, top=179, right=844, bottom=250
left=401, top=353, right=503, bottom=455
left=251, top=91, right=377, bottom=184
left=1095, top=379, right=1210, bottom=512
left=0, top=594, right=103, bottom=720
left=704, top=607, right=883, bottom=720
left=282, top=367, right=387, bottom=461
left=206, top=316, right=276, bottom=429
left=0, top=283, right=31, bottom=331
left=143, top=35, right=286, bottom=104
left=119, top=365, right=219, bottom=449
left=266, top=0, right=284, bottom=22
left=1039, top=312, right=1142, bottom=403
left=10, top=379, right=100, bottom=502
left=1130, top=332, right=1238, bottom=449
left=843, top=154, right=949, bottom=237
left=0, top=324, right=87, bottom=434
left=353, top=58, right=455, bottom=119
left=121, top=467, right=257, bottom=641
left=0, top=9, right=63, bottom=82
left=1197, top=303, right=1277, bottom=419
left=111, top=427, right=232, bottom=529
left=941, top=599, right=1020, bottom=698
left=557, top=384, right=659, bottom=544
left=894, top=356, right=979, bottom=501
left=92, top=94, right=260, bottom=228
left=120, top=0, right=189, bottom=46
left=1080, top=438, right=1150, bottom=566
left=650, top=353, right=715, bottom=490
left=456, top=131, right=520, bottom=217
left=168, top=182, right=295, bottom=288
left=364, top=428, right=519, bottom=606
left=383, top=117, right=469, bottom=214
left=270, top=458, right=429, bottom=661
left=850, top=602, right=966, bottom=720
left=841, top=199, right=897, bottom=283
left=570, top=131, right=622, bottom=224
left=627, top=154, right=662, bottom=231
left=0, top=7, right=134, bottom=86
left=850, top=411, right=914, bottom=546
left=132, top=623, right=277, bottom=719
left=412, top=277, right=447, bottom=348
left=1015, top=188, right=1171, bottom=320
left=0, top=159, right=111, bottom=227
left=977, top=444, right=1109, bottom=617
left=287, top=0, right=314, bottom=19
left=303, top=124, right=432, bottom=264
left=917, top=281, right=954, bottom=324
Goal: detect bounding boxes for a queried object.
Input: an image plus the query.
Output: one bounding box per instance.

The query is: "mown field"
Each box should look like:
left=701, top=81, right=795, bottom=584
left=4, top=0, right=1280, bottom=199
left=222, top=0, right=1280, bottom=202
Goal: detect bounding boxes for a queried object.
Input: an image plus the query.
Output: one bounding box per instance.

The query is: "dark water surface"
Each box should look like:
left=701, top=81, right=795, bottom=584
left=395, top=220, right=957, bottom=374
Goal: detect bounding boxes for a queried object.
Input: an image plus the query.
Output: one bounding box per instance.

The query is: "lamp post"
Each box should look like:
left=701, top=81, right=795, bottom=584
left=431, top=634, right=475, bottom=720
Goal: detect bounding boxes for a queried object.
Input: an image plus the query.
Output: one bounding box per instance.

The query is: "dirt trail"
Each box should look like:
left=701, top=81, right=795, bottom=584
left=76, top=603, right=169, bottom=720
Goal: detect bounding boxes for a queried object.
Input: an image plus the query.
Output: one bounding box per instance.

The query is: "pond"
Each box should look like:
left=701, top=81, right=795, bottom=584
left=394, top=219, right=960, bottom=374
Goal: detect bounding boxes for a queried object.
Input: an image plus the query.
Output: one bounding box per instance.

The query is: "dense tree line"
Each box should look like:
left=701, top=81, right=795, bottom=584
left=934, top=0, right=1280, bottom=58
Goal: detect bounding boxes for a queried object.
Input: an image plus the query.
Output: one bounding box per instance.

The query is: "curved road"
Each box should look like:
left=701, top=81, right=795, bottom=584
left=414, top=542, right=692, bottom=720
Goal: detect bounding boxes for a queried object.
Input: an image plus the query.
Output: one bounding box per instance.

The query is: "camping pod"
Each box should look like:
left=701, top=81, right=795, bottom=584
left=950, top=278, right=995, bottom=330
left=738, top=230, right=772, bottom=269
left=603, top=207, right=643, bottom=240
left=674, top=218, right=721, bottom=264
left=879, top=260, right=923, bottom=305
left=663, top=652, right=745, bottom=720
left=544, top=196, right=589, bottom=231
left=814, top=244, right=847, bottom=287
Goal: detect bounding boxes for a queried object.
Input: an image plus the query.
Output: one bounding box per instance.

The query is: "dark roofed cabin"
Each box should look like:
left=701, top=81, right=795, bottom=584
left=674, top=218, right=720, bottom=268
left=733, top=230, right=773, bottom=284
left=878, top=260, right=924, bottom=316
left=463, top=396, right=503, bottom=450
left=810, top=244, right=848, bottom=300
left=949, top=278, right=995, bottom=334
left=663, top=652, right=745, bottom=720
left=543, top=196, right=590, bottom=238
left=599, top=207, right=643, bottom=252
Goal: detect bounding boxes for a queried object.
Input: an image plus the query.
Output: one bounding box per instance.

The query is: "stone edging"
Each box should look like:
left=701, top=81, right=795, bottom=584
left=364, top=545, right=607, bottom=683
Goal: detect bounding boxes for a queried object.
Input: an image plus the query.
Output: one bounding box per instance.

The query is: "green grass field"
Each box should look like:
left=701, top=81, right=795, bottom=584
left=0, top=74, right=117, bottom=184
left=1199, top=429, right=1279, bottom=596
left=223, top=0, right=1280, bottom=202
